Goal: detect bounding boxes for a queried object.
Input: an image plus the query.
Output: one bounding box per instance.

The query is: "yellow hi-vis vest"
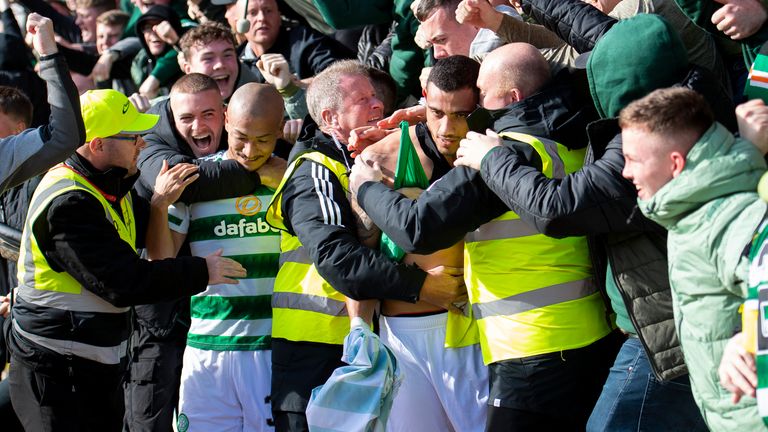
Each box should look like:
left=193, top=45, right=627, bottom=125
left=15, top=164, right=134, bottom=364
left=450, top=132, right=612, bottom=365
left=266, top=152, right=350, bottom=345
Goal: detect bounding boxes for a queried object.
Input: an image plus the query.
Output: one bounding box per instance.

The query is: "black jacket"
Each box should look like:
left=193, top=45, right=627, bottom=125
left=239, top=23, right=353, bottom=82
left=37, top=154, right=207, bottom=304
left=277, top=120, right=425, bottom=302
left=522, top=0, right=615, bottom=54
left=357, top=75, right=591, bottom=254
left=9, top=153, right=208, bottom=368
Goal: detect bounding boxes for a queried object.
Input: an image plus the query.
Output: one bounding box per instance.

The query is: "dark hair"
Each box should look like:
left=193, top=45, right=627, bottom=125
left=179, top=22, right=236, bottom=60
left=427, top=55, right=480, bottom=99
left=171, top=72, right=219, bottom=95
left=367, top=67, right=397, bottom=116
left=415, top=0, right=462, bottom=22
left=619, top=87, right=714, bottom=138
left=0, top=86, right=32, bottom=128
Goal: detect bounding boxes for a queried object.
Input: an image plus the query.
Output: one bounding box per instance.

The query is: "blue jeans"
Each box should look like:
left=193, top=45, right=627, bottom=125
left=586, top=337, right=707, bottom=432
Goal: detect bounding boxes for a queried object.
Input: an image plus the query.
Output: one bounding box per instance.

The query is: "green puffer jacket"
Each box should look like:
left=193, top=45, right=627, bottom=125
left=640, top=122, right=767, bottom=430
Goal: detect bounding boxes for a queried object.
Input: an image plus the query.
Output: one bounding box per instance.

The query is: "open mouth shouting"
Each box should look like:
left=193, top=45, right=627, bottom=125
left=191, top=133, right=217, bottom=155
left=211, top=73, right=232, bottom=96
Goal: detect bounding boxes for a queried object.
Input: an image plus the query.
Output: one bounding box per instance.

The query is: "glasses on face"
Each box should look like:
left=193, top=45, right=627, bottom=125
left=111, top=135, right=140, bottom=145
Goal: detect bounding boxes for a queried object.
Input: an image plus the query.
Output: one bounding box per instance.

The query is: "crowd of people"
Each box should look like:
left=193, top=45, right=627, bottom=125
left=2, top=0, right=768, bottom=431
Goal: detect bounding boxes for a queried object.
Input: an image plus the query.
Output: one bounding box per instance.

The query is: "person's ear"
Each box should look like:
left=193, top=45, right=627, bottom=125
left=87, top=137, right=107, bottom=156
left=224, top=108, right=230, bottom=132
left=320, top=108, right=335, bottom=129
left=179, top=51, right=190, bottom=72
left=12, top=121, right=26, bottom=135
left=670, top=151, right=686, bottom=178
left=508, top=88, right=523, bottom=104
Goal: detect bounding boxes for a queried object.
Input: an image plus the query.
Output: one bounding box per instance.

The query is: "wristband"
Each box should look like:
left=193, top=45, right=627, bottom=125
left=38, top=52, right=61, bottom=61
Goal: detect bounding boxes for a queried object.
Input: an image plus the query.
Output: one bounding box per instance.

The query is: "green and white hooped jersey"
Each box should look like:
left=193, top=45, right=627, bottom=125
left=749, top=218, right=768, bottom=425
left=169, top=154, right=280, bottom=351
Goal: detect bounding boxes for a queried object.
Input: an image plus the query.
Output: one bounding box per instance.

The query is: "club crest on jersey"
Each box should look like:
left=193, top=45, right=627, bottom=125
left=236, top=195, right=262, bottom=216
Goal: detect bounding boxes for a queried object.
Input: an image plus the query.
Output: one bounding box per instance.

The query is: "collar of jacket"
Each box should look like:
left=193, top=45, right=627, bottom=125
left=241, top=26, right=288, bottom=63
left=65, top=152, right=140, bottom=203
left=288, top=118, right=353, bottom=168
left=584, top=117, right=621, bottom=160
left=484, top=73, right=595, bottom=149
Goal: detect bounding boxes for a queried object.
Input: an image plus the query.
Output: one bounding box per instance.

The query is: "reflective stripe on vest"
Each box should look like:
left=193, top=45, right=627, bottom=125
left=266, top=152, right=350, bottom=345
left=14, top=165, right=134, bottom=364
left=454, top=133, right=611, bottom=363
left=13, top=319, right=127, bottom=364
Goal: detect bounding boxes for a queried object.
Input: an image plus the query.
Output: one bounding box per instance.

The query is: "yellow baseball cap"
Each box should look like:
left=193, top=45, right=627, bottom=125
left=80, top=90, right=160, bottom=142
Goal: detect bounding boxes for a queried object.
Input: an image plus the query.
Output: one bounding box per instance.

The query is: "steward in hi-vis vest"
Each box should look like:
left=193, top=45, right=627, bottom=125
left=264, top=119, right=438, bottom=427
left=353, top=55, right=622, bottom=430
left=267, top=150, right=353, bottom=346
left=356, top=129, right=620, bottom=431
left=266, top=62, right=465, bottom=430
left=452, top=132, right=611, bottom=363
left=6, top=89, right=241, bottom=432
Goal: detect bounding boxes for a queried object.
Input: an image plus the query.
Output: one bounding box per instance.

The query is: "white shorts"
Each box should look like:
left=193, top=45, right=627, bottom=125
left=178, top=347, right=273, bottom=432
left=380, top=313, right=488, bottom=432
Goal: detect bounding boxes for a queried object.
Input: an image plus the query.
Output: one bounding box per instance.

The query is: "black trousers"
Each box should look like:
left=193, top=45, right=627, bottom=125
left=123, top=321, right=187, bottom=432
left=271, top=338, right=344, bottom=432
left=485, top=331, right=624, bottom=432
left=0, top=377, right=24, bottom=432
left=9, top=354, right=124, bottom=432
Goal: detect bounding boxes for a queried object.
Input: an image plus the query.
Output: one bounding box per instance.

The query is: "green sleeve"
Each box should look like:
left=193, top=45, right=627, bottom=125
left=281, top=85, right=309, bottom=120
left=389, top=4, right=427, bottom=102
left=150, top=49, right=182, bottom=87
left=122, top=6, right=141, bottom=38
left=312, top=0, right=392, bottom=29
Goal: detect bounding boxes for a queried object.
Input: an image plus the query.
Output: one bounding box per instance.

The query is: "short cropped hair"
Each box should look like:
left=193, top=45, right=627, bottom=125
left=427, top=55, right=480, bottom=99
left=171, top=72, right=219, bottom=95
left=179, top=22, right=236, bottom=61
left=415, top=0, right=461, bottom=22
left=96, top=9, right=129, bottom=28
left=75, top=0, right=114, bottom=11
left=619, top=87, right=714, bottom=138
left=306, top=60, right=370, bottom=126
left=0, top=86, right=32, bottom=128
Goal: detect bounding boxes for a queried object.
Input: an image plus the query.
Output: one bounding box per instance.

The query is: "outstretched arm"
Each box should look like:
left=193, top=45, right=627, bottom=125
left=353, top=162, right=509, bottom=254
left=0, top=14, right=85, bottom=194
left=456, top=128, right=648, bottom=238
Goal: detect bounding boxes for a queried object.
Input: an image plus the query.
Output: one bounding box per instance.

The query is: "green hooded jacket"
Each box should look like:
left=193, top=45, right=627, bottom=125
left=640, top=122, right=767, bottom=430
